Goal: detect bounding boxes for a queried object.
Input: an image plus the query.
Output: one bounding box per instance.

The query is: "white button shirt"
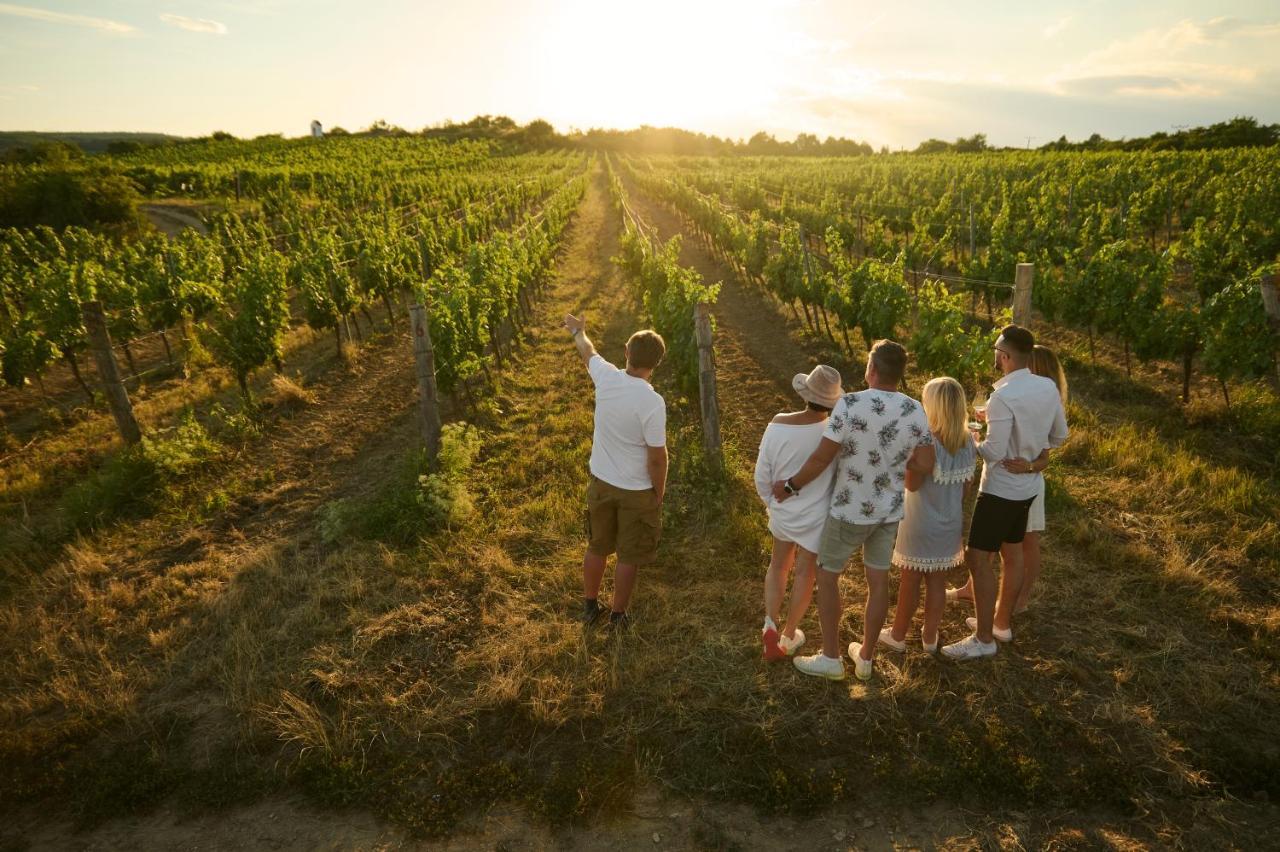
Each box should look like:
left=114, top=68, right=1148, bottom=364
left=977, top=368, right=1069, bottom=501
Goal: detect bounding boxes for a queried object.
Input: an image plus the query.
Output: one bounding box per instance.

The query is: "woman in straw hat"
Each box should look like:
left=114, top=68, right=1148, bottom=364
left=753, top=364, right=843, bottom=661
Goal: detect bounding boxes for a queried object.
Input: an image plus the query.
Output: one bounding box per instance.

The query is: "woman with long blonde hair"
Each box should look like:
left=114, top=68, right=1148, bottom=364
left=881, top=376, right=976, bottom=653
left=948, top=345, right=1067, bottom=614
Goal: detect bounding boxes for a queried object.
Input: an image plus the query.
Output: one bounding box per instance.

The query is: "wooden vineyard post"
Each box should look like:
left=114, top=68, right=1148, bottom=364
left=81, top=300, right=142, bottom=445
left=694, top=302, right=722, bottom=462
left=407, top=300, right=443, bottom=460
left=1013, top=263, right=1035, bottom=327
left=1261, top=273, right=1280, bottom=325
left=1261, top=273, right=1280, bottom=388
left=968, top=204, right=975, bottom=262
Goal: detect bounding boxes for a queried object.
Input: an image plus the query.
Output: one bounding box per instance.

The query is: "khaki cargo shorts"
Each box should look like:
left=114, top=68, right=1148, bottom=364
left=818, top=515, right=899, bottom=573
left=586, top=475, right=661, bottom=566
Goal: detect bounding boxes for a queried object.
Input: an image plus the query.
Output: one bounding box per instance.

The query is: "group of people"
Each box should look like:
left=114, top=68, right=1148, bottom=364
left=563, top=311, right=1069, bottom=681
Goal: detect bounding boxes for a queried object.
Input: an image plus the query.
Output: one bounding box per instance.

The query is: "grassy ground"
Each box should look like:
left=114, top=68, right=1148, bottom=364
left=2, top=163, right=1278, bottom=849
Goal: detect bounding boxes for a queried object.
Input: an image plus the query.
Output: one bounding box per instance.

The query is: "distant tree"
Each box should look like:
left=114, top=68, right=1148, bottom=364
left=914, top=138, right=950, bottom=154
left=2, top=141, right=84, bottom=165
left=794, top=132, right=821, bottom=154
left=105, top=140, right=145, bottom=156
left=953, top=133, right=988, bottom=153
left=363, top=119, right=408, bottom=136
left=0, top=167, right=142, bottom=231
left=520, top=119, right=559, bottom=148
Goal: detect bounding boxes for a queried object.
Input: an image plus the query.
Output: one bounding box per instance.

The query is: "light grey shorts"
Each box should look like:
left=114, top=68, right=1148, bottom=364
left=818, top=516, right=899, bottom=573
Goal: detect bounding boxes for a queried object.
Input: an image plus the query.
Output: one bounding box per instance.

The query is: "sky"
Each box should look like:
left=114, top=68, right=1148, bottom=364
left=1, top=0, right=1278, bottom=148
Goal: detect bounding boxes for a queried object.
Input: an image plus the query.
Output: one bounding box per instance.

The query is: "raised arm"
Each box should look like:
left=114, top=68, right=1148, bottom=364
left=564, top=313, right=597, bottom=366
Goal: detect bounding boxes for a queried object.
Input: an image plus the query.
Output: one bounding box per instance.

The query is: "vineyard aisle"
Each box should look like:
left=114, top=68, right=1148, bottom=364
left=9, top=165, right=1278, bottom=850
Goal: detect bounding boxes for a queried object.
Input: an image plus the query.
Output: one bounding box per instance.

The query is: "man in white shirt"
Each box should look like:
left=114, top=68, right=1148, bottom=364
left=771, top=340, right=936, bottom=681
left=944, top=325, right=1069, bottom=660
left=564, top=313, right=668, bottom=631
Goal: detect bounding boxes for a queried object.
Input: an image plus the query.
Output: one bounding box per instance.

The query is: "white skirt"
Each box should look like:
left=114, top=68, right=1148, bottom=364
left=1027, top=477, right=1046, bottom=533
left=768, top=512, right=825, bottom=555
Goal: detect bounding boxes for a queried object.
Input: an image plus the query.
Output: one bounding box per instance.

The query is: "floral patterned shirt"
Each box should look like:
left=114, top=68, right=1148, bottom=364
left=821, top=389, right=933, bottom=524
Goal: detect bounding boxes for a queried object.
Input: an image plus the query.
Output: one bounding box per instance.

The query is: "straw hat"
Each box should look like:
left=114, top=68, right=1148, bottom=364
left=792, top=364, right=843, bottom=408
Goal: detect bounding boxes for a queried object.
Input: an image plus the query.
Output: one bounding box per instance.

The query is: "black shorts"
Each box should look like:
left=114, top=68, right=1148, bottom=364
left=968, top=492, right=1036, bottom=552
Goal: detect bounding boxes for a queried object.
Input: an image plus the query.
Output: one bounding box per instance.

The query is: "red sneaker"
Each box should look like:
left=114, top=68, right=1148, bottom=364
left=762, top=625, right=786, bottom=661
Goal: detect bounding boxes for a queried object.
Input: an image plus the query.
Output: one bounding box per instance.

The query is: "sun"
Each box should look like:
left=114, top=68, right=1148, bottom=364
left=523, top=0, right=802, bottom=133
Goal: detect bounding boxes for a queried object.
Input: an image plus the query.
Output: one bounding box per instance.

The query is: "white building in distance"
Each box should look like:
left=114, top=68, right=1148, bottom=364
left=310, top=120, right=323, bottom=138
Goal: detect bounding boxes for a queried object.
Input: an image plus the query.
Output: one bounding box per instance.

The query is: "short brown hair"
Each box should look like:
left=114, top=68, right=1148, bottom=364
left=869, top=339, right=907, bottom=386
left=626, top=330, right=666, bottom=370
left=999, top=325, right=1035, bottom=356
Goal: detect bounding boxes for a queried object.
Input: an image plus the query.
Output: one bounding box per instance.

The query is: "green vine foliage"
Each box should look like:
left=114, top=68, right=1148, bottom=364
left=208, top=246, right=290, bottom=403
left=909, top=278, right=1009, bottom=393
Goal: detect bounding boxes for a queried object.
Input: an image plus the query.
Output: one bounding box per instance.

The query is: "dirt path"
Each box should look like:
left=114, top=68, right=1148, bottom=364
left=618, top=172, right=863, bottom=453
left=141, top=202, right=210, bottom=236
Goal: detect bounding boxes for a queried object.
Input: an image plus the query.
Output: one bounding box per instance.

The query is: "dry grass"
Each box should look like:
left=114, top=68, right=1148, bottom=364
left=1, top=166, right=1278, bottom=848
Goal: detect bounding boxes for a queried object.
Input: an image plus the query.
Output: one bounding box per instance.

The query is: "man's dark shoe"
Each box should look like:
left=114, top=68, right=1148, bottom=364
left=607, top=611, right=631, bottom=632
left=582, top=599, right=605, bottom=626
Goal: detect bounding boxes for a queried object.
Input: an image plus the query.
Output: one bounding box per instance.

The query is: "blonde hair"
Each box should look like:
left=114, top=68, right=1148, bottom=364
left=1031, top=345, right=1068, bottom=405
left=922, top=377, right=968, bottom=455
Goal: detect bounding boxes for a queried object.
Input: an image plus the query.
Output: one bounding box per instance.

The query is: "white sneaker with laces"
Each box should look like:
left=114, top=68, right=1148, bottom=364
left=941, top=634, right=998, bottom=660
left=778, top=628, right=806, bottom=656
left=793, top=652, right=845, bottom=680
left=847, top=642, right=874, bottom=681
left=965, top=616, right=1012, bottom=643
left=878, top=628, right=907, bottom=653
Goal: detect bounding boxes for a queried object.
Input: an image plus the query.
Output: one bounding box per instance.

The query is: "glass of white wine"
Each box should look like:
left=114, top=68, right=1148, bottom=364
left=969, top=389, right=986, bottom=436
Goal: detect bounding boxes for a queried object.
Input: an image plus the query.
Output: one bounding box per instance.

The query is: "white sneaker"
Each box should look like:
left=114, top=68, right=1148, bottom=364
left=922, top=636, right=939, bottom=654
left=793, top=652, right=845, bottom=680
left=847, top=642, right=874, bottom=681
left=778, top=628, right=806, bottom=656
left=941, top=634, right=998, bottom=660
left=965, top=616, right=1012, bottom=643
left=877, top=628, right=907, bottom=652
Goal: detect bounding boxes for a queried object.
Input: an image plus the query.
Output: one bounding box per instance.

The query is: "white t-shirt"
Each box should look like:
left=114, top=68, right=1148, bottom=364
left=821, top=389, right=933, bottom=524
left=588, top=355, right=666, bottom=491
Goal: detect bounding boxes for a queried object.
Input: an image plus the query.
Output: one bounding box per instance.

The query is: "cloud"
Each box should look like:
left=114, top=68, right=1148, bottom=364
left=159, top=13, right=228, bottom=35
left=783, top=68, right=1278, bottom=149
left=1061, top=74, right=1225, bottom=99
left=1043, top=15, right=1072, bottom=39
left=0, top=2, right=134, bottom=34
left=1049, top=16, right=1277, bottom=102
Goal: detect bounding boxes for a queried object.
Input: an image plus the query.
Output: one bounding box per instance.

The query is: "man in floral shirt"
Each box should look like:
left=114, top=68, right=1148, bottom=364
left=772, top=340, right=935, bottom=681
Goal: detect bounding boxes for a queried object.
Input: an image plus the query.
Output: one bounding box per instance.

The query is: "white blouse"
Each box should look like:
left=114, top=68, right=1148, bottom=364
left=753, top=420, right=835, bottom=552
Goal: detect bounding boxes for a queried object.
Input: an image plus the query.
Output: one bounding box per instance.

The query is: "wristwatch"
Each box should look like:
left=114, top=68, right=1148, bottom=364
left=783, top=478, right=800, bottom=495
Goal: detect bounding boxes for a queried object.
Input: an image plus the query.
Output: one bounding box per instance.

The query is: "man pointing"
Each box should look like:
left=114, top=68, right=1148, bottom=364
left=565, top=313, right=668, bottom=630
